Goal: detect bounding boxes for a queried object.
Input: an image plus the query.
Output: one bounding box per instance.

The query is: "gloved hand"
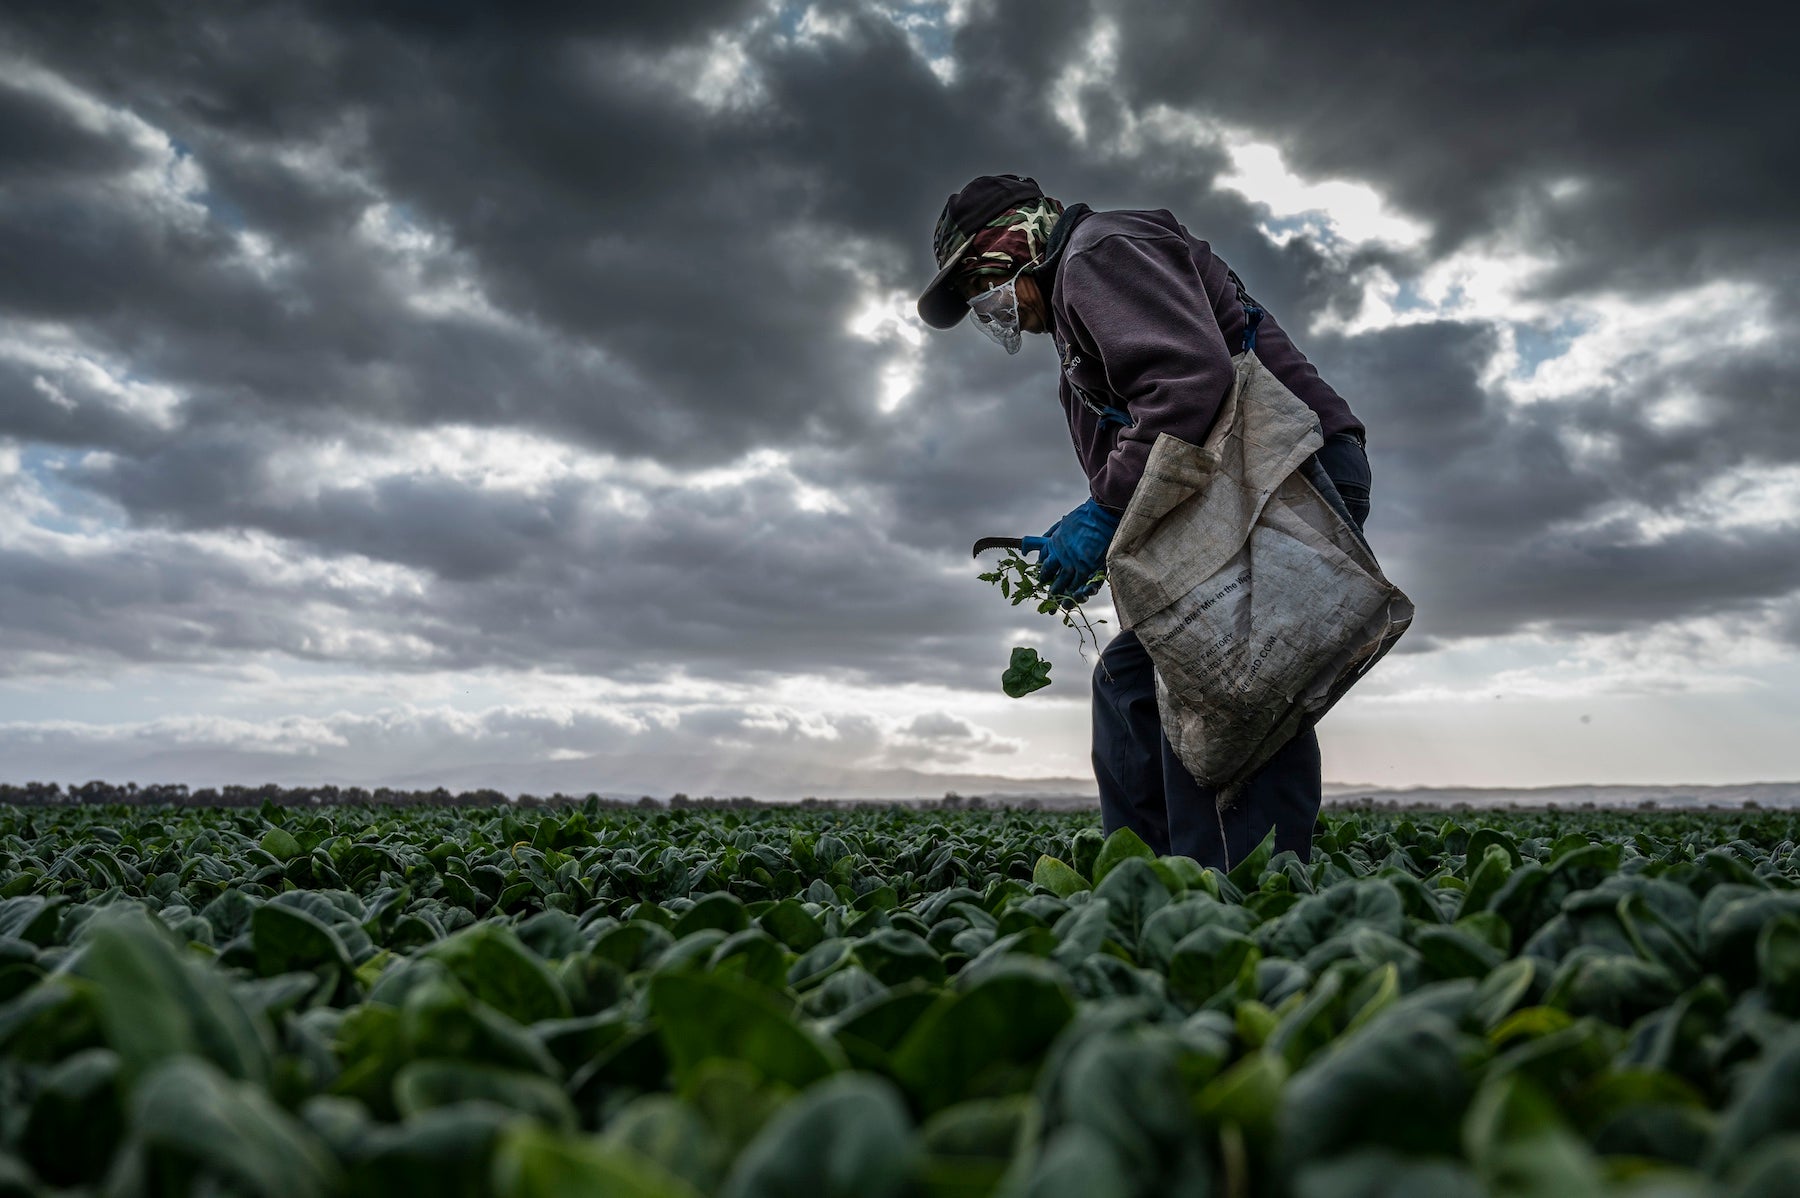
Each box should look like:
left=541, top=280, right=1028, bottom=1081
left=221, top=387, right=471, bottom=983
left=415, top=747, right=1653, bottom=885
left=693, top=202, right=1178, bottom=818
left=1037, top=498, right=1120, bottom=599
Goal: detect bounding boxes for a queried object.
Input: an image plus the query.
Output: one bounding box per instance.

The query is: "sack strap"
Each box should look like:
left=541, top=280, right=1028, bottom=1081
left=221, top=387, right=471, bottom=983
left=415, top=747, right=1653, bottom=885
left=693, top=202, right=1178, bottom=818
left=1227, top=268, right=1264, bottom=353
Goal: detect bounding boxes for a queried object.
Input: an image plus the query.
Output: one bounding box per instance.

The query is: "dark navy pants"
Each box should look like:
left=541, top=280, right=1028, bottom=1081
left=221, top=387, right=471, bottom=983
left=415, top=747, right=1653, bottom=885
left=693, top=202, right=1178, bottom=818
left=1092, top=432, right=1371, bottom=869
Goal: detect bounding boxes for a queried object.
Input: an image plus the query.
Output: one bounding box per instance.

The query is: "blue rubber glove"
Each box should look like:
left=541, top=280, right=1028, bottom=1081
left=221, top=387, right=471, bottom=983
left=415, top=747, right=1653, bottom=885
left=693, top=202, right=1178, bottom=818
left=1038, top=498, right=1120, bottom=599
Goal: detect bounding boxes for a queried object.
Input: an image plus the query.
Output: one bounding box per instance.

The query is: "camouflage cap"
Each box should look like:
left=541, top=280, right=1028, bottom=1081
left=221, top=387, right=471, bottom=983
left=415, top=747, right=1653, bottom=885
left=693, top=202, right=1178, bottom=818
left=917, top=174, right=1045, bottom=329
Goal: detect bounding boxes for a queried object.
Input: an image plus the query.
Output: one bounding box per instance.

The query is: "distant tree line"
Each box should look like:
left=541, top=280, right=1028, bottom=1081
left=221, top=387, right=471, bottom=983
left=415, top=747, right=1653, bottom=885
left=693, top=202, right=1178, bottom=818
left=0, top=781, right=637, bottom=809
left=0, top=781, right=1040, bottom=811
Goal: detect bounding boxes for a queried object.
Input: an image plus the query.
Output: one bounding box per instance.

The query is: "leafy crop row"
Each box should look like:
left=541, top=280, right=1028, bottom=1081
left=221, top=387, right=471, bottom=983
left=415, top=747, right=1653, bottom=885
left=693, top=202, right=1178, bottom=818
left=2, top=802, right=1799, bottom=1196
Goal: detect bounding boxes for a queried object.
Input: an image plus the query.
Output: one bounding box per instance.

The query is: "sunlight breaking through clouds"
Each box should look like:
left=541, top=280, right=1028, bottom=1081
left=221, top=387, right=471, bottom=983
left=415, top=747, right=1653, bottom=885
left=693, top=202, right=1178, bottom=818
left=846, top=287, right=925, bottom=413
left=1049, top=16, right=1118, bottom=146
left=1215, top=140, right=1429, bottom=249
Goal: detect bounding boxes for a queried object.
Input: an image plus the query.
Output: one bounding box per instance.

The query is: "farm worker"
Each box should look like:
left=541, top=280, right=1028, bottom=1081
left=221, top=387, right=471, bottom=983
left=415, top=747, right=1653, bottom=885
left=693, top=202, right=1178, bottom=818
left=916, top=174, right=1370, bottom=869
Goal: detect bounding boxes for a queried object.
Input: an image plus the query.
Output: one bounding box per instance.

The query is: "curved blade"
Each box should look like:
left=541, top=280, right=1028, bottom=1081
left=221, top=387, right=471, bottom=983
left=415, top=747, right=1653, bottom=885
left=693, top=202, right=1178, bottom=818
left=972, top=536, right=1025, bottom=558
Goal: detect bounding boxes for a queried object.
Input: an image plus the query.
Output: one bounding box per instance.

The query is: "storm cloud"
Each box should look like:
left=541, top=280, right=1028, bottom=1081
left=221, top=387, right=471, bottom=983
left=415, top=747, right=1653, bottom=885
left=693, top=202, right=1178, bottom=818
left=0, top=0, right=1794, bottom=790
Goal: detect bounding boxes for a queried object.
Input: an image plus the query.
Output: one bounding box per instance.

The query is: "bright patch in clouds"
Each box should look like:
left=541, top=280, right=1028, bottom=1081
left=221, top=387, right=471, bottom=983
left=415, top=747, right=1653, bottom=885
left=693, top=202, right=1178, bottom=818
left=0, top=663, right=1051, bottom=795
left=1361, top=618, right=1785, bottom=706
left=358, top=202, right=511, bottom=326
left=847, top=287, right=926, bottom=413
left=1501, top=279, right=1775, bottom=407
left=1321, top=618, right=1800, bottom=787
left=1571, top=463, right=1800, bottom=544
left=2, top=325, right=187, bottom=430
left=1216, top=141, right=1428, bottom=249
left=252, top=423, right=852, bottom=516
left=642, top=32, right=768, bottom=114
left=1049, top=17, right=1119, bottom=145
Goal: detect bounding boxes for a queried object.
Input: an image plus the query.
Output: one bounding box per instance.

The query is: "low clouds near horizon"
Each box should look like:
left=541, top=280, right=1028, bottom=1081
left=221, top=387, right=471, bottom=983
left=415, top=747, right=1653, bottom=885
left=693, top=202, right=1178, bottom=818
left=2, top=0, right=1796, bottom=794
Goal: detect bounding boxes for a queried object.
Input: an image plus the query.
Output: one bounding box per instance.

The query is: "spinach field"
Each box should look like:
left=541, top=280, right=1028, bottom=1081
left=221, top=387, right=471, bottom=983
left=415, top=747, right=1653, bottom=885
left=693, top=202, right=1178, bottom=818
left=2, top=802, right=1799, bottom=1197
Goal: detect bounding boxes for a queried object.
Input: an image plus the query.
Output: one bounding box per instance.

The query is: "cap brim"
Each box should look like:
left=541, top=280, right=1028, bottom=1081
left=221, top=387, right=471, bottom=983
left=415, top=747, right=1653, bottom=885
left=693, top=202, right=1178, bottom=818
left=916, top=256, right=968, bottom=329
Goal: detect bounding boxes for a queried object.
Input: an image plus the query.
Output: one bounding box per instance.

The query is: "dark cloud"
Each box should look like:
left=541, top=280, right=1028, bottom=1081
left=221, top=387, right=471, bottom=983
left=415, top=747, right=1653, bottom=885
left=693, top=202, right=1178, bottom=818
left=1105, top=0, right=1799, bottom=295
left=1322, top=316, right=1800, bottom=640
left=0, top=533, right=383, bottom=672
left=8, top=422, right=1067, bottom=691
left=0, top=0, right=1795, bottom=707
left=0, top=71, right=145, bottom=180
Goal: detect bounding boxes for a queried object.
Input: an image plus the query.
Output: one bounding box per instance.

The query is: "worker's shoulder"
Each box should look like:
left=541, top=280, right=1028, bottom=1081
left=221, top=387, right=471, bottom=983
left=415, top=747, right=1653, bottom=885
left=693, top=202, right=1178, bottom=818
left=1065, top=208, right=1191, bottom=258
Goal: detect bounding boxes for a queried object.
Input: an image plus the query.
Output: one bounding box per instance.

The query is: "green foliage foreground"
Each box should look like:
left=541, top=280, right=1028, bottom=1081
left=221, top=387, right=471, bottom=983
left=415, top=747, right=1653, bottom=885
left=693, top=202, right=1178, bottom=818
left=3, top=803, right=1800, bottom=1197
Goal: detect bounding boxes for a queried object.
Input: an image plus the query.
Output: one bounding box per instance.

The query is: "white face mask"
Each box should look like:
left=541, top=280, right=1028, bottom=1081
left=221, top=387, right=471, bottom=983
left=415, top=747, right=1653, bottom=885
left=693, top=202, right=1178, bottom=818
left=967, top=271, right=1024, bottom=355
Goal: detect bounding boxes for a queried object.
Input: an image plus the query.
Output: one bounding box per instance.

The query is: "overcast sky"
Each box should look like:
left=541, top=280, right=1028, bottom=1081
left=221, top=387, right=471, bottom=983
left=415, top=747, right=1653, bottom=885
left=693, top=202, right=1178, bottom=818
left=1, top=0, right=1795, bottom=796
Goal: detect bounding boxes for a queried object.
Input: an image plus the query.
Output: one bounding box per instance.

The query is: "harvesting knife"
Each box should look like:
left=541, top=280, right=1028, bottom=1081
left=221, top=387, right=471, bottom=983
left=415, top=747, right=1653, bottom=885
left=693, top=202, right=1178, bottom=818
left=972, top=535, right=1050, bottom=559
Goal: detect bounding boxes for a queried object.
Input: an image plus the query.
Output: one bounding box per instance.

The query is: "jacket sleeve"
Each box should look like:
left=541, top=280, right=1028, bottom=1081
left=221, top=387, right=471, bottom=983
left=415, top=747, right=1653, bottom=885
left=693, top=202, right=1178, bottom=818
left=1058, top=232, right=1237, bottom=513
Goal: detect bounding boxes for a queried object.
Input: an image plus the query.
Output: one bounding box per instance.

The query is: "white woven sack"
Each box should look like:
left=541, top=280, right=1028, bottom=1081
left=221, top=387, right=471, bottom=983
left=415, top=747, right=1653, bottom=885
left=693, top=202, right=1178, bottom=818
left=1105, top=350, right=1414, bottom=799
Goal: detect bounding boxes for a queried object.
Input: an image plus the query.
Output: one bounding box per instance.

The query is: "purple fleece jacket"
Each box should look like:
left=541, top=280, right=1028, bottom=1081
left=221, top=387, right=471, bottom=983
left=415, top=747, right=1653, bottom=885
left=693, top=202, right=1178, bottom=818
left=1047, top=208, right=1363, bottom=514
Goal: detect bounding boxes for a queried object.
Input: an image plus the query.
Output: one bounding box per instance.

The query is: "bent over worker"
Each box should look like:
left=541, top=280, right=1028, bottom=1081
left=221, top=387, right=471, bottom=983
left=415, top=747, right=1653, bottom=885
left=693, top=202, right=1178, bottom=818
left=917, top=174, right=1370, bottom=869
